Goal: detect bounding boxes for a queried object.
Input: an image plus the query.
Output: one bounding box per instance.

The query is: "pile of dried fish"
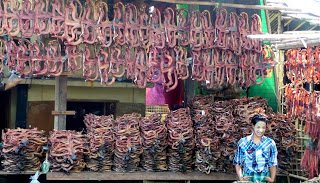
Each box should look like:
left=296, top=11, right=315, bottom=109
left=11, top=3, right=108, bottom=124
left=113, top=113, right=143, bottom=172
left=190, top=96, right=296, bottom=174
left=166, top=108, right=195, bottom=172
left=140, top=113, right=167, bottom=171
left=265, top=114, right=298, bottom=172
left=1, top=128, right=47, bottom=172
left=189, top=96, right=217, bottom=174
left=84, top=114, right=115, bottom=172
left=48, top=130, right=87, bottom=172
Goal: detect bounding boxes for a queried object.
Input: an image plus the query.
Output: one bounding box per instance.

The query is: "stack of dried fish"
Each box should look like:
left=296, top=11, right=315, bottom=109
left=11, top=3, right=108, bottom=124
left=265, top=114, right=298, bottom=172
left=140, top=113, right=167, bottom=171
left=190, top=96, right=273, bottom=173
left=166, top=108, right=195, bottom=172
left=189, top=96, right=216, bottom=174
left=84, top=114, right=115, bottom=172
left=1, top=128, right=47, bottom=172
left=233, top=97, right=270, bottom=137
left=48, top=130, right=87, bottom=172
left=113, top=113, right=143, bottom=172
left=210, top=100, right=238, bottom=172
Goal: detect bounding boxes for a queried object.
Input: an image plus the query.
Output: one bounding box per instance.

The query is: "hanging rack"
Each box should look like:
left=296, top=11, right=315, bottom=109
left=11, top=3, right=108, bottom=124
left=151, top=0, right=302, bottom=11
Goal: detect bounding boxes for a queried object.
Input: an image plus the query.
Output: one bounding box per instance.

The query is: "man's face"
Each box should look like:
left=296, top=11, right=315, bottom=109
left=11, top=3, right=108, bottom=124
left=253, top=121, right=266, bottom=137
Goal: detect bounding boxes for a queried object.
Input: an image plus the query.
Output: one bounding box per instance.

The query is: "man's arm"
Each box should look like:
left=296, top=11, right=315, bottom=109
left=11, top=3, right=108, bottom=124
left=266, top=139, right=278, bottom=183
left=269, top=166, right=277, bottom=182
left=234, top=138, right=249, bottom=181
left=235, top=164, right=243, bottom=179
left=235, top=164, right=251, bottom=181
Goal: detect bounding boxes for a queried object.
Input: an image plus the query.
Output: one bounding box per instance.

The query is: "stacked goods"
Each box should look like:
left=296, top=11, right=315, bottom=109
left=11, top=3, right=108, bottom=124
left=166, top=108, right=195, bottom=172
left=84, top=114, right=115, bottom=172
left=213, top=97, right=271, bottom=172
left=190, top=96, right=297, bottom=174
left=1, top=128, right=47, bottom=172
left=209, top=99, right=238, bottom=172
left=233, top=97, right=270, bottom=138
left=48, top=130, right=87, bottom=172
left=189, top=96, right=216, bottom=174
left=140, top=113, right=167, bottom=171
left=113, top=113, right=143, bottom=172
left=265, top=114, right=298, bottom=172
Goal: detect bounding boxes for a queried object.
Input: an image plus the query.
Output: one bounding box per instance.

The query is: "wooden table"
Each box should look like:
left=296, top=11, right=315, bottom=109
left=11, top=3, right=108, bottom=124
left=47, top=171, right=237, bottom=181
left=0, top=171, right=36, bottom=175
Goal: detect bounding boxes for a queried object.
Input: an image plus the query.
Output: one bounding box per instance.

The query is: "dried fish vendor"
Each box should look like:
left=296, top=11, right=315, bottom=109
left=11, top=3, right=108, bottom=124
left=233, top=114, right=278, bottom=183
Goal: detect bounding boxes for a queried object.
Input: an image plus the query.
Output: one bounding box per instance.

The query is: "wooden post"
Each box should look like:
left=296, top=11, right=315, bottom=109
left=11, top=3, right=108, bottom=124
left=54, top=76, right=67, bottom=130
left=263, top=0, right=272, bottom=33
left=275, top=12, right=284, bottom=113
left=183, top=4, right=198, bottom=107
left=277, top=12, right=283, bottom=34
left=274, top=50, right=285, bottom=113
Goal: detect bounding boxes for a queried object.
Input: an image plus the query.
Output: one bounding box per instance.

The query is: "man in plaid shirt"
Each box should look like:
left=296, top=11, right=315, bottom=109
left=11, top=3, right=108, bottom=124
left=233, top=114, right=278, bottom=183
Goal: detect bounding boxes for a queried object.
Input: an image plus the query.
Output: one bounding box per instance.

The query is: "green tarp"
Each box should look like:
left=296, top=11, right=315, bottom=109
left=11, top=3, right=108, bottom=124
left=248, top=0, right=277, bottom=111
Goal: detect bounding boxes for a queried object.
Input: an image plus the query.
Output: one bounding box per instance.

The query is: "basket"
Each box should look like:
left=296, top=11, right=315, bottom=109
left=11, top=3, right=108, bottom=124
left=145, top=105, right=170, bottom=122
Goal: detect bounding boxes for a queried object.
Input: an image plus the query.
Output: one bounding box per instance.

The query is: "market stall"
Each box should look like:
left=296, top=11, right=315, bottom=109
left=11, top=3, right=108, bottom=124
left=0, top=0, right=318, bottom=182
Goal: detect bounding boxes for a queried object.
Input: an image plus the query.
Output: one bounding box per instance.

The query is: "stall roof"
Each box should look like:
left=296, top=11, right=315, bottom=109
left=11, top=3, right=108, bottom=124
left=266, top=0, right=320, bottom=33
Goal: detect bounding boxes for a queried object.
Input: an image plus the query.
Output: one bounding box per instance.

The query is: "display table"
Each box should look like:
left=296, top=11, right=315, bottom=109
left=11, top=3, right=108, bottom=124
left=0, top=171, right=36, bottom=175
left=46, top=171, right=237, bottom=181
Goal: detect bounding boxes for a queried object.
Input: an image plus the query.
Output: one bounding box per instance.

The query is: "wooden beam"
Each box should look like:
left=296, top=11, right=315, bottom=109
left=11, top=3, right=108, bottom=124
left=2, top=78, right=153, bottom=88
left=51, top=111, right=76, bottom=115
left=293, top=21, right=306, bottom=31
left=46, top=172, right=237, bottom=181
left=264, top=0, right=272, bottom=33
left=309, top=24, right=319, bottom=31
left=271, top=39, right=303, bottom=44
left=54, top=76, right=67, bottom=130
left=277, top=12, right=283, bottom=34
left=287, top=173, right=308, bottom=181
left=284, top=19, right=294, bottom=27
left=151, top=0, right=302, bottom=11
left=184, top=5, right=197, bottom=107
left=275, top=39, right=320, bottom=50
left=269, top=13, right=279, bottom=24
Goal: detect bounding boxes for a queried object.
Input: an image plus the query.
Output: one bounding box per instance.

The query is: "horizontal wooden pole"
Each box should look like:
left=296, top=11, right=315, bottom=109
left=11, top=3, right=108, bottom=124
left=275, top=39, right=320, bottom=50
left=2, top=78, right=154, bottom=88
left=248, top=33, right=320, bottom=40
left=151, top=0, right=302, bottom=11
left=52, top=111, right=76, bottom=116
left=288, top=173, right=308, bottom=181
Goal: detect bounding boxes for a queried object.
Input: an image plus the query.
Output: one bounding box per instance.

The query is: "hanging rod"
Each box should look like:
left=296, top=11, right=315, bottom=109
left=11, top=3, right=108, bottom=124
left=151, top=0, right=302, bottom=12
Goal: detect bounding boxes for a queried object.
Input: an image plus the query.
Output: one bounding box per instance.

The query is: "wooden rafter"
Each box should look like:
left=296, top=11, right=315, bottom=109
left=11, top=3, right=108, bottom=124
left=269, top=13, right=279, bottom=24
left=293, top=21, right=306, bottom=31
left=284, top=19, right=294, bottom=27
left=309, top=24, right=319, bottom=30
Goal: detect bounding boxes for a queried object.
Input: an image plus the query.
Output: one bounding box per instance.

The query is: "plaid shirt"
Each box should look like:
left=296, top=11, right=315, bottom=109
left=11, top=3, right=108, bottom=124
left=233, top=134, right=278, bottom=174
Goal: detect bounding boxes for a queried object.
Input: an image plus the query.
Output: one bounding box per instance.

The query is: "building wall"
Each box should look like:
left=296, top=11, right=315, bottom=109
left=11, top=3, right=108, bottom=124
left=28, top=85, right=145, bottom=103
left=26, top=84, right=146, bottom=132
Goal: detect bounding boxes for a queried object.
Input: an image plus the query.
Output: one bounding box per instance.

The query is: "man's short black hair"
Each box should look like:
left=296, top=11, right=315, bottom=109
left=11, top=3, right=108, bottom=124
left=251, top=114, right=268, bottom=125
